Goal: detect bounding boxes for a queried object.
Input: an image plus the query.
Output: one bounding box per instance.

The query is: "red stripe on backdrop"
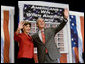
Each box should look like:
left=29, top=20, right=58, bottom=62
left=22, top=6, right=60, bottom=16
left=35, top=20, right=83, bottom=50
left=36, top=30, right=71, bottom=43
left=60, top=53, right=67, bottom=63
left=74, top=47, right=79, bottom=63
left=80, top=16, right=84, bottom=53
left=3, top=11, right=10, bottom=63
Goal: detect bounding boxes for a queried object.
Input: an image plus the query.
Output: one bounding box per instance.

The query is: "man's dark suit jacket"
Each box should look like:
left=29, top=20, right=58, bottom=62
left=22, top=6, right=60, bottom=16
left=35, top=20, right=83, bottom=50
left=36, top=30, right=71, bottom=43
left=32, top=18, right=68, bottom=63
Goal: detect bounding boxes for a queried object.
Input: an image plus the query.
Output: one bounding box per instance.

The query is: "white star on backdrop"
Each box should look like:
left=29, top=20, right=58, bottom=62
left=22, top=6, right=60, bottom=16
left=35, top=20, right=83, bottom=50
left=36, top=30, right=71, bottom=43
left=72, top=38, right=74, bottom=41
left=72, top=23, right=74, bottom=26
left=71, top=15, right=74, bottom=18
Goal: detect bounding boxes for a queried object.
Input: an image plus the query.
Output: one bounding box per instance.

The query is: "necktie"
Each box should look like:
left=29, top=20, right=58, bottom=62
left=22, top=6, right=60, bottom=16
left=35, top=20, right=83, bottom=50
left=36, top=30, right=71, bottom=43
left=41, top=31, right=48, bottom=53
left=41, top=31, right=45, bottom=44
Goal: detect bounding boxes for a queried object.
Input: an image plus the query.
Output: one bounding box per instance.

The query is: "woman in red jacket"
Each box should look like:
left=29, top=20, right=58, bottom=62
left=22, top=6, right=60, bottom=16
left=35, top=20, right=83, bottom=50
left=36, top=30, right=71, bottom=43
left=14, top=21, right=35, bottom=63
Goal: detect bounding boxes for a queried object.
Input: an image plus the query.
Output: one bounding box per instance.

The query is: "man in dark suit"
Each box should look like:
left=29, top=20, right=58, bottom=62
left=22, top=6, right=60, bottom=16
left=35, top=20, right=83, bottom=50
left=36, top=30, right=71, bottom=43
left=32, top=9, right=69, bottom=63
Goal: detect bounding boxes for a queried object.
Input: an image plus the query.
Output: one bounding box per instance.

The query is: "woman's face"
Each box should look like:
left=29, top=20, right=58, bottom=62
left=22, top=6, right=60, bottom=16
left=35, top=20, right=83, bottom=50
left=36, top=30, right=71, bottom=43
left=23, top=24, right=31, bottom=34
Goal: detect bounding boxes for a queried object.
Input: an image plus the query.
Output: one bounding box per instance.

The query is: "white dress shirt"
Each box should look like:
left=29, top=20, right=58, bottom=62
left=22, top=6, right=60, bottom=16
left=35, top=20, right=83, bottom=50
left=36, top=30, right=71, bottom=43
left=38, top=29, right=44, bottom=42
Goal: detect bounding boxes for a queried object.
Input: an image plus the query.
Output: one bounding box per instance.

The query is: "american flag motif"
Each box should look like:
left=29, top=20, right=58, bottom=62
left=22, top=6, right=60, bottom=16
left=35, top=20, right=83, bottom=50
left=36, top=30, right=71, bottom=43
left=70, top=15, right=79, bottom=63
left=1, top=6, right=14, bottom=63
left=70, top=15, right=84, bottom=63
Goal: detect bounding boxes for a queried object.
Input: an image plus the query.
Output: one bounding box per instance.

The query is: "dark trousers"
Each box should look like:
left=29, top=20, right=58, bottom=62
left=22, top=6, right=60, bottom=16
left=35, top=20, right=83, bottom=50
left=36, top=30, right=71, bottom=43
left=17, top=58, right=35, bottom=64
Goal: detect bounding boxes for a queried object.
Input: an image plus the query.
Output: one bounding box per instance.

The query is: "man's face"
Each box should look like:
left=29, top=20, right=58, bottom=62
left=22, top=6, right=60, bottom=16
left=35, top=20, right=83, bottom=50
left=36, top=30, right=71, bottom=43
left=23, top=24, right=31, bottom=33
left=37, top=18, right=45, bottom=29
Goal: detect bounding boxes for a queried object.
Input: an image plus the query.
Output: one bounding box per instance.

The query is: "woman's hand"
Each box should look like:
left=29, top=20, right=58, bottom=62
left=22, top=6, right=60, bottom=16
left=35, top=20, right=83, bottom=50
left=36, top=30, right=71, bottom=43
left=18, top=21, right=24, bottom=30
left=16, top=21, right=24, bottom=34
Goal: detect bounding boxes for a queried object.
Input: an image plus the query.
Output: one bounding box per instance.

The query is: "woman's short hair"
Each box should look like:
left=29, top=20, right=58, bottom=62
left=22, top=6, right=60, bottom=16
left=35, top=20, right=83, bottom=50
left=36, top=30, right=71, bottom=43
left=21, top=21, right=31, bottom=32
left=23, top=21, right=31, bottom=27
